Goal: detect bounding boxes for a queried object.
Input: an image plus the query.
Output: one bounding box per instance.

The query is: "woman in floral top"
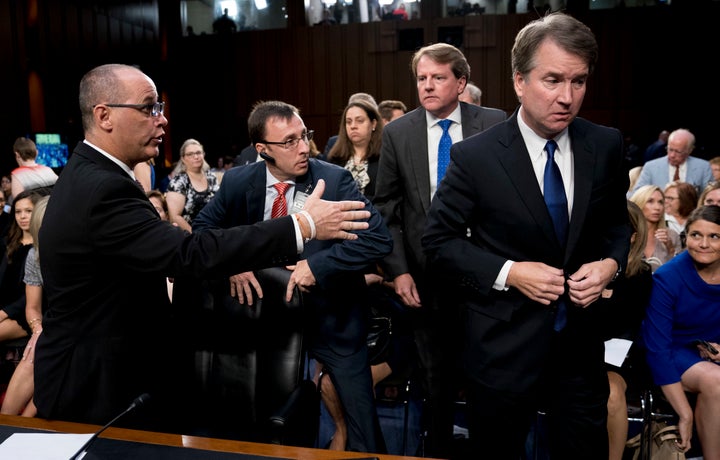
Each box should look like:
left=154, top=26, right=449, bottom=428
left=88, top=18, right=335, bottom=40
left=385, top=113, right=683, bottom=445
left=326, top=99, right=384, bottom=202
left=166, top=138, right=219, bottom=232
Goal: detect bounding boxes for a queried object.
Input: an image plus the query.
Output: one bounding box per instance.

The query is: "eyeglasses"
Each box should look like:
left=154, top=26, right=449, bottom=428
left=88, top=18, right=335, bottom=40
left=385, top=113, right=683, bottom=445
left=97, top=102, right=165, bottom=117
left=664, top=196, right=677, bottom=202
left=183, top=151, right=204, bottom=158
left=261, top=130, right=314, bottom=150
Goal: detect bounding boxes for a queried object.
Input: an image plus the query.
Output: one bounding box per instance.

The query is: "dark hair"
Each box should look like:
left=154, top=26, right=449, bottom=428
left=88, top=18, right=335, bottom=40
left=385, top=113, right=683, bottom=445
left=686, top=205, right=720, bottom=231
left=377, top=100, right=408, bottom=123
left=665, top=181, right=698, bottom=218
left=512, top=12, right=598, bottom=81
left=13, top=137, right=38, bottom=161
left=6, top=189, right=47, bottom=263
left=327, top=100, right=384, bottom=165
left=411, top=42, right=471, bottom=81
left=247, top=100, right=300, bottom=146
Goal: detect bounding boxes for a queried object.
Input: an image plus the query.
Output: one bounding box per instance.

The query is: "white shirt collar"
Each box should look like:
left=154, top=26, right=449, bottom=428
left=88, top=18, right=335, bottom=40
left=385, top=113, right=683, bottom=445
left=425, top=104, right=462, bottom=129
left=83, top=139, right=137, bottom=180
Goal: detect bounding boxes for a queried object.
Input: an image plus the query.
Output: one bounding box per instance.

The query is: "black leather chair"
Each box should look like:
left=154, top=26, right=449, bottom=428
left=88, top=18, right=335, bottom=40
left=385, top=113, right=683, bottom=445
left=174, top=267, right=318, bottom=446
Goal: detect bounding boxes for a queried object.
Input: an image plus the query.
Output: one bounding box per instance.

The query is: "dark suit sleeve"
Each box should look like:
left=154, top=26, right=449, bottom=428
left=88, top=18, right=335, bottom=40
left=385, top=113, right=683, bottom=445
left=90, top=174, right=297, bottom=278
left=305, top=167, right=393, bottom=285
left=373, top=125, right=411, bottom=278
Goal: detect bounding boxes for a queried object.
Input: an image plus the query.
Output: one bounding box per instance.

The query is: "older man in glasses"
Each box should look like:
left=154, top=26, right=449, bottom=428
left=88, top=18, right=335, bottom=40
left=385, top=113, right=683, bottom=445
left=192, top=100, right=392, bottom=453
left=35, top=64, right=373, bottom=433
left=632, top=128, right=713, bottom=195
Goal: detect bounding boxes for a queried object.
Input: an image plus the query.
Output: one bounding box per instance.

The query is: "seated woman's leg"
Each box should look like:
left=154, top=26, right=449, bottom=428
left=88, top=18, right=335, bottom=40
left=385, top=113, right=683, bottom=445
left=0, top=359, right=35, bottom=416
left=683, top=362, right=720, bottom=460
left=606, top=371, right=628, bottom=460
left=315, top=361, right=348, bottom=450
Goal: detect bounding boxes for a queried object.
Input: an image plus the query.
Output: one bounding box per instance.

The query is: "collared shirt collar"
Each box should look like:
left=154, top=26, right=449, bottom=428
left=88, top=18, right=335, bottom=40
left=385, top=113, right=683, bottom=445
left=83, top=139, right=137, bottom=180
left=425, top=104, right=462, bottom=129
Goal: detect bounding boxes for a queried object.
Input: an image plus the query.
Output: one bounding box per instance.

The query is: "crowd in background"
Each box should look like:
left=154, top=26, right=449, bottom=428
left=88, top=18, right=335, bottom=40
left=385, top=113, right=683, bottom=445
left=1, top=11, right=720, bottom=460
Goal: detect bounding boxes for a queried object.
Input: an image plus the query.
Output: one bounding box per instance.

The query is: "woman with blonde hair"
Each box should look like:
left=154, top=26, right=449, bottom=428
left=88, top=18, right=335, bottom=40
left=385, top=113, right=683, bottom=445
left=166, top=139, right=219, bottom=232
left=698, top=180, right=720, bottom=207
left=630, top=184, right=682, bottom=272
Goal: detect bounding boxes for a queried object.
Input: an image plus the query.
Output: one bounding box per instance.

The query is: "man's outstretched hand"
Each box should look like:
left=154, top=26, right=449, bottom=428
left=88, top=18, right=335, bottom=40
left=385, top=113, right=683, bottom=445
left=301, top=179, right=369, bottom=241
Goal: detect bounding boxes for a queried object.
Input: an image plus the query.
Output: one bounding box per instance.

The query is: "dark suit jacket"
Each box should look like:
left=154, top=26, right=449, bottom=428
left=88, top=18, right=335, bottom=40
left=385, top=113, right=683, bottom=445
left=421, top=109, right=631, bottom=392
left=35, top=141, right=300, bottom=427
left=374, top=102, right=507, bottom=289
left=193, top=158, right=393, bottom=355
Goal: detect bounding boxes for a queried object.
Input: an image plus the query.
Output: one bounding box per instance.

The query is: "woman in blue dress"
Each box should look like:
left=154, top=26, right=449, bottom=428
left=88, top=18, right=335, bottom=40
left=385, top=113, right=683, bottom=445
left=641, top=205, right=720, bottom=458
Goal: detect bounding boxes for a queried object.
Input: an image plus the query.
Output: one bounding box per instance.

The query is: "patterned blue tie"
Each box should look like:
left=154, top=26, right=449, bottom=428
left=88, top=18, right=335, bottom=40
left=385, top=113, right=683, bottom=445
left=543, top=140, right=569, bottom=331
left=437, top=119, right=453, bottom=184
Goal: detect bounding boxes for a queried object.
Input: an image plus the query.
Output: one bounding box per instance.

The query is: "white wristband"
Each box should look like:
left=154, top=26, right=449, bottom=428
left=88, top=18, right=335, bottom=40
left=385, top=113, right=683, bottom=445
left=299, top=210, right=316, bottom=239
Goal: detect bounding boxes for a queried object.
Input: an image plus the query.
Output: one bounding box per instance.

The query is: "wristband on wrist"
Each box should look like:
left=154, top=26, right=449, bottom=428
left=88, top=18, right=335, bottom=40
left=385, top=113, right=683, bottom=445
left=298, top=210, right=316, bottom=239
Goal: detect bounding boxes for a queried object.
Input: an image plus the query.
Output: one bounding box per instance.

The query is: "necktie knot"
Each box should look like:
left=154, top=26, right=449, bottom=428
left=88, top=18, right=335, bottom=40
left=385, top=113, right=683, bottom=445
left=271, top=182, right=291, bottom=218
left=437, top=119, right=453, bottom=184
left=545, top=139, right=557, bottom=161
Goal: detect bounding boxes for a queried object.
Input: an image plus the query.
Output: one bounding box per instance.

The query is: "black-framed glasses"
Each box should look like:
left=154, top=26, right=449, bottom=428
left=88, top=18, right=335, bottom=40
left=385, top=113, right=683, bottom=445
left=97, top=102, right=165, bottom=117
left=261, top=130, right=314, bottom=150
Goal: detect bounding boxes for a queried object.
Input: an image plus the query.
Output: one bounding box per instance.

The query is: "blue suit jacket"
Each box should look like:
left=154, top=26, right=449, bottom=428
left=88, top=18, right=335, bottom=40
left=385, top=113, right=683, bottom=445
left=632, top=155, right=712, bottom=194
left=193, top=158, right=393, bottom=354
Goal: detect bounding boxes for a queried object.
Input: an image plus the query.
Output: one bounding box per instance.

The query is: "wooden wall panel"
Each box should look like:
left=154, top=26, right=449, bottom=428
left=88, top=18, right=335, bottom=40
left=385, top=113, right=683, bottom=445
left=4, top=3, right=720, bottom=177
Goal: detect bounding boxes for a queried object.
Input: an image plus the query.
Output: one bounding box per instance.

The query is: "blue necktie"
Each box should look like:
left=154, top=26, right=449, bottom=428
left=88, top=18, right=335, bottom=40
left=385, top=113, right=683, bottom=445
left=437, top=119, right=453, bottom=184
left=543, top=140, right=569, bottom=331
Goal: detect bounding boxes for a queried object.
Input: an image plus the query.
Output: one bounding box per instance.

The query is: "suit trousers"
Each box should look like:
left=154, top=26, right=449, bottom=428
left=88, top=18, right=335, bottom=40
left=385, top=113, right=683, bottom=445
left=465, top=330, right=609, bottom=460
left=410, top=299, right=460, bottom=459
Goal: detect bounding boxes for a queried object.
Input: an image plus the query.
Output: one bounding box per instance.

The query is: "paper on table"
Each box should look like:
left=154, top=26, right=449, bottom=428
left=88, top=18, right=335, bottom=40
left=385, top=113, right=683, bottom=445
left=605, top=338, right=633, bottom=367
left=0, top=432, right=94, bottom=460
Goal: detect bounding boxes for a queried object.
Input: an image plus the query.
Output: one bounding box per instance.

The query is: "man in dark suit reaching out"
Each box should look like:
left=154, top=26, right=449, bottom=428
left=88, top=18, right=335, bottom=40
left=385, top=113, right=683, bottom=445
left=35, top=64, right=371, bottom=432
left=422, top=12, right=631, bottom=459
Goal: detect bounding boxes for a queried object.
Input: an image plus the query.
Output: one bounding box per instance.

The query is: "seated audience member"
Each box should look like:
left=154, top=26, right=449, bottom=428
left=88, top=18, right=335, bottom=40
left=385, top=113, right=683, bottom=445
left=664, top=181, right=698, bottom=247
left=165, top=138, right=219, bottom=233
left=627, top=166, right=642, bottom=198
left=601, top=201, right=653, bottom=460
left=146, top=190, right=169, bottom=221
left=377, top=100, right=408, bottom=125
left=458, top=81, right=482, bottom=106
left=133, top=158, right=156, bottom=192
left=0, top=195, right=49, bottom=416
left=630, top=185, right=682, bottom=272
left=0, top=190, right=46, bottom=343
left=322, top=92, right=378, bottom=158
left=326, top=99, right=384, bottom=201
left=10, top=137, right=58, bottom=200
left=640, top=205, right=720, bottom=458
left=1, top=175, right=11, bottom=204
left=698, top=181, right=720, bottom=207
left=642, top=129, right=669, bottom=164
left=709, top=156, right=720, bottom=183
left=0, top=189, right=10, bottom=237
left=631, top=128, right=712, bottom=195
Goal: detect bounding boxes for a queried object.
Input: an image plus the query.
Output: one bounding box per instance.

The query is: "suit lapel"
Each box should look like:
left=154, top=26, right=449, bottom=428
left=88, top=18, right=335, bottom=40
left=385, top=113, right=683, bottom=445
left=406, top=109, right=432, bottom=212
left=565, top=123, right=596, bottom=262
left=497, top=122, right=560, bottom=249
left=247, top=164, right=268, bottom=222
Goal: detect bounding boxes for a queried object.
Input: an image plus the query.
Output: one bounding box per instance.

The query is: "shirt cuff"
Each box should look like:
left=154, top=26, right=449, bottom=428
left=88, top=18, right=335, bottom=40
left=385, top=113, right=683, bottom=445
left=493, top=260, right=513, bottom=291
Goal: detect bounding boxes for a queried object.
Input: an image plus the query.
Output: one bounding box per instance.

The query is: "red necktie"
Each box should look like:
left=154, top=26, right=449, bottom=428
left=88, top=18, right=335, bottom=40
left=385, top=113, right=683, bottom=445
left=673, top=166, right=680, bottom=182
left=271, top=182, right=290, bottom=218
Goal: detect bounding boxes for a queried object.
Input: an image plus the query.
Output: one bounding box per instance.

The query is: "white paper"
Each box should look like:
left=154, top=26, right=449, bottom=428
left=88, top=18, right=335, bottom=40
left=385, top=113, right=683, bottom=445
left=604, top=338, right=633, bottom=367
left=0, top=433, right=94, bottom=460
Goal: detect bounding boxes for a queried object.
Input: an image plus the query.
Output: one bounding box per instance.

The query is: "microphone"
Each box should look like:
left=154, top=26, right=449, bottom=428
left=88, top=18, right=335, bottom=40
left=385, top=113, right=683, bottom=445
left=258, top=151, right=275, bottom=164
left=69, top=393, right=151, bottom=460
